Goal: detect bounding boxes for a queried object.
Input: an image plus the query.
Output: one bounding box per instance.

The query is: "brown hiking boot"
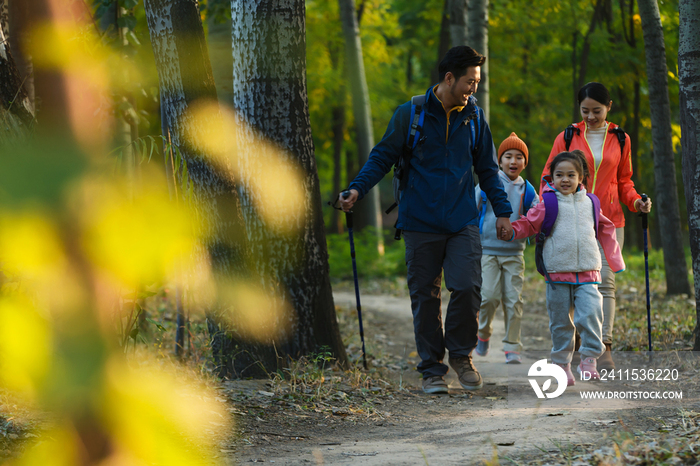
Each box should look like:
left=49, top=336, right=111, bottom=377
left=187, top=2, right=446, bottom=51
left=422, top=375, right=449, bottom=394
left=449, top=356, right=483, bottom=390
left=598, top=342, right=615, bottom=371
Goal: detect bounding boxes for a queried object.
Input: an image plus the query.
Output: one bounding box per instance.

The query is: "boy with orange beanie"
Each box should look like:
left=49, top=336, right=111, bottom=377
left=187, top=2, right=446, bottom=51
left=474, top=132, right=538, bottom=363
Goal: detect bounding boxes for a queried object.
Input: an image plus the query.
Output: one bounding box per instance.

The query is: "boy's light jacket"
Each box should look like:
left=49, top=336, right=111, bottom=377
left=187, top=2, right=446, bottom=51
left=476, top=170, right=539, bottom=256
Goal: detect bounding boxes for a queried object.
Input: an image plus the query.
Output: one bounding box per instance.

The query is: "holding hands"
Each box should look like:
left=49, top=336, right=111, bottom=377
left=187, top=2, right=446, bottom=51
left=496, top=217, right=513, bottom=241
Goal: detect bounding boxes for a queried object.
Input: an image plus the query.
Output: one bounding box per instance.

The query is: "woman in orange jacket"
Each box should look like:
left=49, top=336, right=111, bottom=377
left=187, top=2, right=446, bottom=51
left=539, top=82, right=652, bottom=371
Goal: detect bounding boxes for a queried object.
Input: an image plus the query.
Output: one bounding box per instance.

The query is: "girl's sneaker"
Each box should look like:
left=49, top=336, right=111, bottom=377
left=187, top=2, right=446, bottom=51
left=556, top=363, right=575, bottom=386
left=505, top=351, right=521, bottom=364
left=577, top=357, right=600, bottom=380
left=475, top=337, right=489, bottom=356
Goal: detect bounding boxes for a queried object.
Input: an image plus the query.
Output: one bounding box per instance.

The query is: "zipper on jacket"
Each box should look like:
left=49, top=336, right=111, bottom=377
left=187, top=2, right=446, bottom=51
left=583, top=123, right=609, bottom=194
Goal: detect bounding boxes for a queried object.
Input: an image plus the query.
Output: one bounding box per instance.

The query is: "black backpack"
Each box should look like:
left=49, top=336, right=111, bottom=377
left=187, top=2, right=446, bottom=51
left=564, top=124, right=627, bottom=155
left=385, top=95, right=481, bottom=239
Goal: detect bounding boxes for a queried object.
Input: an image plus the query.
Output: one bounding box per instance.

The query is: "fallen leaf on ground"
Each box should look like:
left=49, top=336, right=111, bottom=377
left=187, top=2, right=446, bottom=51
left=341, top=451, right=378, bottom=457
left=592, top=420, right=617, bottom=426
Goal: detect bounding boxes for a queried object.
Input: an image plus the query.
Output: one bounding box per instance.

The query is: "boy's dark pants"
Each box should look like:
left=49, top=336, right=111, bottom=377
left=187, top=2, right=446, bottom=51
left=403, top=225, right=482, bottom=377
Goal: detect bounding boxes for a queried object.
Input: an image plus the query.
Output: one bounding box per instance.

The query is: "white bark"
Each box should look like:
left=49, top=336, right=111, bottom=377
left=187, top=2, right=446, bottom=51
left=448, top=0, right=467, bottom=47
left=638, top=0, right=691, bottom=295
left=231, top=0, right=347, bottom=369
left=467, top=0, right=489, bottom=122
left=338, top=0, right=385, bottom=253
left=0, top=21, right=32, bottom=138
left=679, top=0, right=700, bottom=347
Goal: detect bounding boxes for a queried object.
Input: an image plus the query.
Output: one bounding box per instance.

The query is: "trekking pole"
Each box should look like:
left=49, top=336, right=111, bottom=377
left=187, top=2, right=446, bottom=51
left=328, top=191, right=368, bottom=370
left=640, top=193, right=652, bottom=359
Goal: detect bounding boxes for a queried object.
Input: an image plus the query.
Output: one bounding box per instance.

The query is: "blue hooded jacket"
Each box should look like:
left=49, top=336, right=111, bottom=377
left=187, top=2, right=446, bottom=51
left=349, top=86, right=512, bottom=234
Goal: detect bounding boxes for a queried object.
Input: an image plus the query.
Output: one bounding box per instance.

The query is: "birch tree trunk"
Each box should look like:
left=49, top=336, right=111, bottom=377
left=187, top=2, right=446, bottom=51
left=0, top=0, right=7, bottom=39
left=205, top=0, right=233, bottom=107
left=338, top=0, right=385, bottom=254
left=432, top=0, right=451, bottom=85
left=467, top=0, right=489, bottom=122
left=638, top=0, right=691, bottom=295
left=0, top=21, right=33, bottom=141
left=144, top=0, right=254, bottom=370
left=7, top=0, right=34, bottom=114
left=448, top=0, right=467, bottom=48
left=679, top=0, right=700, bottom=348
left=231, top=0, right=348, bottom=373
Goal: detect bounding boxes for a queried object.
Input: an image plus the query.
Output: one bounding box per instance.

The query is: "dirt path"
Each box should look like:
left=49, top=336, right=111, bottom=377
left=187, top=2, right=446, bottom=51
left=229, top=289, right=699, bottom=465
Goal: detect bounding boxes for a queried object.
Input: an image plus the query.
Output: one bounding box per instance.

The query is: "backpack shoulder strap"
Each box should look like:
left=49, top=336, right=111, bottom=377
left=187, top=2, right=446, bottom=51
left=478, top=189, right=487, bottom=234
left=587, top=193, right=601, bottom=238
left=522, top=181, right=536, bottom=216
left=407, top=95, right=426, bottom=149
left=563, top=124, right=580, bottom=151
left=541, top=191, right=559, bottom=237
left=609, top=125, right=627, bottom=156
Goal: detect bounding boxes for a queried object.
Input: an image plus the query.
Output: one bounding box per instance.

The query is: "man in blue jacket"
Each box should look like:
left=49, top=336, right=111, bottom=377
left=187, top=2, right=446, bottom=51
left=339, top=46, right=513, bottom=394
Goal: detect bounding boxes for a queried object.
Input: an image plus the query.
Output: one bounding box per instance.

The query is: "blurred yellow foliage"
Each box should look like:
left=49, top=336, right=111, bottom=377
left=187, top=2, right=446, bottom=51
left=0, top=211, right=65, bottom=279
left=82, top=176, right=200, bottom=288
left=187, top=102, right=306, bottom=233
left=218, top=280, right=293, bottom=342
left=0, top=294, right=52, bottom=400
left=29, top=22, right=109, bottom=86
left=101, top=359, right=228, bottom=465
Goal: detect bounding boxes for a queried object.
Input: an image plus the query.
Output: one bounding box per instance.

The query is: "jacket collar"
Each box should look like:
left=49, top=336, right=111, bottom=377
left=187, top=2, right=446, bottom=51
left=426, top=85, right=477, bottom=119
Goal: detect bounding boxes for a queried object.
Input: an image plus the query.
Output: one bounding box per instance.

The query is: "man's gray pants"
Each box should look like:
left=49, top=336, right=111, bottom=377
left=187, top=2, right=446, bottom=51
left=546, top=283, right=605, bottom=364
left=403, top=226, right=482, bottom=377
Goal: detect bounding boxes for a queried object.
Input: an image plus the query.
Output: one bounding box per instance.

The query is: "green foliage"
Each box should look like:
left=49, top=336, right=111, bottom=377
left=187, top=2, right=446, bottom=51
left=327, top=228, right=407, bottom=280
left=307, top=0, right=687, bottom=243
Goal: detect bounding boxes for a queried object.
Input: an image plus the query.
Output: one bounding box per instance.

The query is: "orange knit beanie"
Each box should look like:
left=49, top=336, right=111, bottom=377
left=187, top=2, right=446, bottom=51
left=498, top=132, right=529, bottom=163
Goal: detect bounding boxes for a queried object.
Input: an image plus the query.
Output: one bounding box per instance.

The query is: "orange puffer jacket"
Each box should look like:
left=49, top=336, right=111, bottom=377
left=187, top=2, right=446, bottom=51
left=539, top=121, right=641, bottom=227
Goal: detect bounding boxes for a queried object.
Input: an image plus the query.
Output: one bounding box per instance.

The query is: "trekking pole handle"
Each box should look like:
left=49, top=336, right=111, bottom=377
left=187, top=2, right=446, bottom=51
left=641, top=193, right=648, bottom=229
left=341, top=190, right=354, bottom=228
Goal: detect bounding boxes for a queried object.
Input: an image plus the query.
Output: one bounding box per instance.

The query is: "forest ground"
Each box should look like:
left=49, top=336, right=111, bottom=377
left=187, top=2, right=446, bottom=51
left=1, top=265, right=699, bottom=464
left=226, top=277, right=700, bottom=465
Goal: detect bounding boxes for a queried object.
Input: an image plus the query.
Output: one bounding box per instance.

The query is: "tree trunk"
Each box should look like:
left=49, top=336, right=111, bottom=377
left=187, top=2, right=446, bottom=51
left=338, top=0, right=385, bottom=254
left=679, top=0, right=700, bottom=348
left=432, top=0, right=451, bottom=85
left=331, top=105, right=345, bottom=234
left=205, top=0, right=234, bottom=107
left=466, top=0, right=489, bottom=121
left=7, top=0, right=35, bottom=114
left=448, top=0, right=467, bottom=48
left=0, top=20, right=33, bottom=139
left=231, top=0, right=348, bottom=375
left=143, top=0, right=252, bottom=371
left=1, top=0, right=7, bottom=39
left=638, top=0, right=691, bottom=295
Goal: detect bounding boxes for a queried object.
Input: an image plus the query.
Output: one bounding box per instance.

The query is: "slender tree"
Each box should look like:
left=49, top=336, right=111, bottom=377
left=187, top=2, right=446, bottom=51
left=467, top=0, right=489, bottom=121
left=0, top=21, right=33, bottom=140
left=432, top=0, right=451, bottom=85
left=338, top=0, right=385, bottom=254
left=679, top=0, right=700, bottom=348
left=231, top=0, right=348, bottom=374
left=0, top=0, right=7, bottom=39
left=638, top=0, right=691, bottom=295
left=143, top=0, right=250, bottom=367
left=7, top=0, right=34, bottom=113
left=448, top=0, right=467, bottom=48
left=205, top=0, right=234, bottom=107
